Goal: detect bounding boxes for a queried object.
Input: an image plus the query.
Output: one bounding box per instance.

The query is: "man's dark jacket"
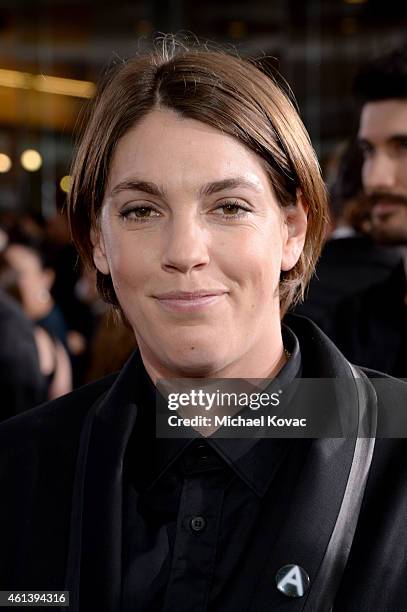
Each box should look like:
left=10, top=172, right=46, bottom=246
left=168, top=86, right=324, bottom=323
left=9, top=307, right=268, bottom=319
left=0, top=315, right=407, bottom=612
left=332, top=262, right=406, bottom=377
left=293, top=235, right=401, bottom=335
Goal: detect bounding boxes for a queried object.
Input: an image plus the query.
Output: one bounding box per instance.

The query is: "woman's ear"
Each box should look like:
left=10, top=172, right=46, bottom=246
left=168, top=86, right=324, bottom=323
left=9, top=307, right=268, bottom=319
left=281, top=190, right=309, bottom=272
left=91, top=227, right=110, bottom=275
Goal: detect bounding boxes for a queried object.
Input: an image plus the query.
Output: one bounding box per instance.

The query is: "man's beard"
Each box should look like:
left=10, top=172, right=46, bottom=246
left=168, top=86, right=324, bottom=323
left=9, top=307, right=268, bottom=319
left=367, top=191, right=407, bottom=245
left=367, top=191, right=407, bottom=208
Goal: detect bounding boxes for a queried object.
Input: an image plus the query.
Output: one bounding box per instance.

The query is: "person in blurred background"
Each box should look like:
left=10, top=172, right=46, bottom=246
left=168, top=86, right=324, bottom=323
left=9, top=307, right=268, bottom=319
left=67, top=263, right=137, bottom=384
left=0, top=227, right=46, bottom=419
left=293, top=138, right=401, bottom=332
left=43, top=208, right=98, bottom=385
left=332, top=44, right=407, bottom=376
left=0, top=288, right=47, bottom=419
left=4, top=215, right=98, bottom=386
left=4, top=241, right=68, bottom=344
left=0, top=241, right=72, bottom=399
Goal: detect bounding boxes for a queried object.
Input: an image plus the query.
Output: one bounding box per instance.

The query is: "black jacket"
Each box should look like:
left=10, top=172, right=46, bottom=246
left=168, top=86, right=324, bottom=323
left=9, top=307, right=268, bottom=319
left=332, top=262, right=406, bottom=377
left=1, top=315, right=407, bottom=612
left=293, top=235, right=401, bottom=334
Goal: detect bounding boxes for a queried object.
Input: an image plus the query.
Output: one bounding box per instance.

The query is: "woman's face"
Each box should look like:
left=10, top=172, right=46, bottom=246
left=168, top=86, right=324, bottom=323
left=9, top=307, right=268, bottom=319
left=93, top=109, right=307, bottom=379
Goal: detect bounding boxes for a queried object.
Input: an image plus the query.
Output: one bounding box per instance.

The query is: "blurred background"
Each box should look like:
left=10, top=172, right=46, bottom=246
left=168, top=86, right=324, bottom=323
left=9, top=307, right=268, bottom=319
left=0, top=0, right=406, bottom=413
left=0, top=0, right=406, bottom=217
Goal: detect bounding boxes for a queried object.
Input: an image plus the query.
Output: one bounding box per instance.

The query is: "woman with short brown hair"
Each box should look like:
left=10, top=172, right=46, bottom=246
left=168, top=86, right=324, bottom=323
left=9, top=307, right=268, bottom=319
left=68, top=42, right=327, bottom=316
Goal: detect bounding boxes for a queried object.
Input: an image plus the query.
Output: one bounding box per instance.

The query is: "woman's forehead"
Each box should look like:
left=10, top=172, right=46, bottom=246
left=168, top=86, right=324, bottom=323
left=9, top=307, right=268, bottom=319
left=106, top=109, right=271, bottom=197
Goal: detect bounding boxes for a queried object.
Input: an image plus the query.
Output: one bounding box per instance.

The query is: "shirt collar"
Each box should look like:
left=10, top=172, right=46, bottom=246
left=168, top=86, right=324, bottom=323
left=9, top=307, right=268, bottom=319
left=205, top=325, right=301, bottom=496
left=127, top=325, right=301, bottom=497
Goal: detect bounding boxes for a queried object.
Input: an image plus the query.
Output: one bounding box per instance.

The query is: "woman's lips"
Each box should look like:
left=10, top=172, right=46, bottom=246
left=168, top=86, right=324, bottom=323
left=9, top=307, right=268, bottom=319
left=154, top=292, right=227, bottom=312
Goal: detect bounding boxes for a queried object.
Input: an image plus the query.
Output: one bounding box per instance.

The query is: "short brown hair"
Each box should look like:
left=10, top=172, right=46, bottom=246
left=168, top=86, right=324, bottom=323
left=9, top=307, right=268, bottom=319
left=68, top=38, right=328, bottom=315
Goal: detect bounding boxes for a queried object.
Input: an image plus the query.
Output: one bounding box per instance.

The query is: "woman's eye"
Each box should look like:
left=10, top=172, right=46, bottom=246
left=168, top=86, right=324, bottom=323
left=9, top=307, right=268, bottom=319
left=213, top=201, right=250, bottom=218
left=120, top=206, right=160, bottom=221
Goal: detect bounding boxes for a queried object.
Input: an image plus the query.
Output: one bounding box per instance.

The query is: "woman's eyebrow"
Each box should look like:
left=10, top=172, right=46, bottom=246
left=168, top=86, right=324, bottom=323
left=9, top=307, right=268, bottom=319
left=109, top=176, right=263, bottom=199
left=109, top=179, right=164, bottom=198
left=200, top=177, right=263, bottom=196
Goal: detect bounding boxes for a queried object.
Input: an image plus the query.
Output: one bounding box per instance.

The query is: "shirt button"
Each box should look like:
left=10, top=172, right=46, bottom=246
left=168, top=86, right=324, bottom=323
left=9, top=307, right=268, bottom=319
left=190, top=515, right=207, bottom=533
left=196, top=443, right=209, bottom=460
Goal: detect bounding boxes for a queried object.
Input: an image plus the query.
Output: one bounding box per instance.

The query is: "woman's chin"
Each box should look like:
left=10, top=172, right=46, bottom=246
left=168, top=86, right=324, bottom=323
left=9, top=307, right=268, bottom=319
left=135, top=328, right=235, bottom=378
left=162, top=344, right=227, bottom=378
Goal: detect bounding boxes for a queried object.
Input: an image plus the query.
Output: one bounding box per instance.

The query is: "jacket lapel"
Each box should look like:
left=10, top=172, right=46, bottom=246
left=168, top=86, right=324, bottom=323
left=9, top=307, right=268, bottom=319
left=251, top=317, right=377, bottom=611
left=251, top=437, right=360, bottom=611
left=64, top=351, right=141, bottom=611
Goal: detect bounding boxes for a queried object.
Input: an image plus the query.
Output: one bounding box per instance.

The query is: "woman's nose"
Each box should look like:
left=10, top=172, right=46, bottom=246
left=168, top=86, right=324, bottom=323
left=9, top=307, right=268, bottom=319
left=161, top=217, right=210, bottom=274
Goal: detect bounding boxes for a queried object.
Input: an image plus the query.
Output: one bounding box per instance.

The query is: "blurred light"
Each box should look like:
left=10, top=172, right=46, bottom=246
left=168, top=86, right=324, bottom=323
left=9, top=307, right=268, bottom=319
left=33, top=75, right=96, bottom=99
left=344, top=0, right=367, bottom=4
left=0, top=69, right=30, bottom=89
left=0, top=68, right=95, bottom=99
left=21, top=149, right=42, bottom=172
left=0, top=153, right=12, bottom=173
left=59, top=175, right=71, bottom=193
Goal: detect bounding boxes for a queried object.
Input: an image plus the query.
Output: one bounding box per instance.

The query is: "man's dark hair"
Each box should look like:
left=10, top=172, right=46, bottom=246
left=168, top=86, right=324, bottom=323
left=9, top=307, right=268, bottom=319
left=354, top=43, right=407, bottom=102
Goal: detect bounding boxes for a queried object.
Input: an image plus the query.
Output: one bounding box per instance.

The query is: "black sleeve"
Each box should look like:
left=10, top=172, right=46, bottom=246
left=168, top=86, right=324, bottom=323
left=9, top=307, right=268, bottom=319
left=0, top=294, right=46, bottom=421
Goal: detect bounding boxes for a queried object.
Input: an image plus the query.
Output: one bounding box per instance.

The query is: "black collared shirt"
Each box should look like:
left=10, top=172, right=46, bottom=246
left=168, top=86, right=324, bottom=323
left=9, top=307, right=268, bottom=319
left=122, top=327, right=306, bottom=611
